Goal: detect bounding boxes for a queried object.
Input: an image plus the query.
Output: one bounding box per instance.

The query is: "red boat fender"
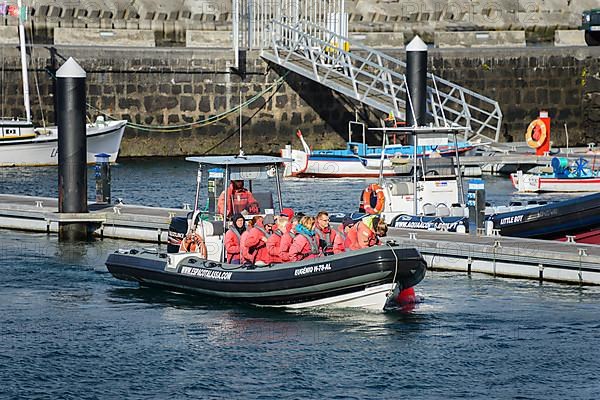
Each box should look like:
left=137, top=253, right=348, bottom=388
left=397, top=287, right=416, bottom=305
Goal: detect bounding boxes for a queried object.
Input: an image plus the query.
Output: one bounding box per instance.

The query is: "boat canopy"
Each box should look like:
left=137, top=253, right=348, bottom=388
left=186, top=155, right=290, bottom=167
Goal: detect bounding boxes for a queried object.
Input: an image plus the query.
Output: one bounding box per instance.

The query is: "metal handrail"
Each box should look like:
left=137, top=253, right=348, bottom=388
left=262, top=19, right=503, bottom=142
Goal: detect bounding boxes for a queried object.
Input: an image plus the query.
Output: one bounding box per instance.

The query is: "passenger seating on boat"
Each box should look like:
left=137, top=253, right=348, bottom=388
left=422, top=203, right=436, bottom=216
left=436, top=204, right=450, bottom=217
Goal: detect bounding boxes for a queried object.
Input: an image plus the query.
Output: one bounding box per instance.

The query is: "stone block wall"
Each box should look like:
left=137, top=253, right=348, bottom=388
left=0, top=45, right=599, bottom=157
left=423, top=47, right=600, bottom=146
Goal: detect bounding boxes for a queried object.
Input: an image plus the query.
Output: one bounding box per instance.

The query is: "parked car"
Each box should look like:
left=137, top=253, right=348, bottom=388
left=582, top=9, right=600, bottom=46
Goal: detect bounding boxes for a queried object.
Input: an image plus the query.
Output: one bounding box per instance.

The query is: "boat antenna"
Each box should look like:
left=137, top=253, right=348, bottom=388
left=238, top=90, right=244, bottom=157
left=17, top=0, right=31, bottom=123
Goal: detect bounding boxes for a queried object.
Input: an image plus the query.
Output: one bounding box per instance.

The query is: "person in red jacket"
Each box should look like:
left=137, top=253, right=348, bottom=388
left=224, top=213, right=245, bottom=264
left=217, top=180, right=259, bottom=217
left=333, top=216, right=355, bottom=254
left=345, top=215, right=387, bottom=250
left=241, top=214, right=274, bottom=266
left=279, top=212, right=303, bottom=262
left=238, top=217, right=256, bottom=264
left=266, top=214, right=289, bottom=263
left=289, top=216, right=321, bottom=262
left=314, top=211, right=338, bottom=255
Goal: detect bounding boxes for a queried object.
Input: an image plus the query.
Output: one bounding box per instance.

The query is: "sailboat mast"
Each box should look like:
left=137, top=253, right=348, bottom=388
left=17, top=0, right=31, bottom=123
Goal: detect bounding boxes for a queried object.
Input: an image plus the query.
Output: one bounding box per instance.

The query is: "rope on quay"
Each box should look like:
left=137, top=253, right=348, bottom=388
left=86, top=72, right=289, bottom=133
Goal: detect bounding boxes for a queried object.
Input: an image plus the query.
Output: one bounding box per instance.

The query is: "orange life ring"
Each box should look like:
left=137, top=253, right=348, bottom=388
left=525, top=119, right=547, bottom=149
left=179, top=233, right=207, bottom=258
left=362, top=183, right=385, bottom=214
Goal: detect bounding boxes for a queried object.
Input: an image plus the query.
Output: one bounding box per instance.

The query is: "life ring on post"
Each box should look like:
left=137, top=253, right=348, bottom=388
left=525, top=119, right=547, bottom=149
left=179, top=233, right=207, bottom=258
left=362, top=183, right=385, bottom=214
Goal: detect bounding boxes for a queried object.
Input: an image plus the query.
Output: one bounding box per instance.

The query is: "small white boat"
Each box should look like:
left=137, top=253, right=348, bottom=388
left=511, top=157, right=600, bottom=193
left=0, top=118, right=126, bottom=166
left=282, top=127, right=473, bottom=179
left=0, top=1, right=126, bottom=167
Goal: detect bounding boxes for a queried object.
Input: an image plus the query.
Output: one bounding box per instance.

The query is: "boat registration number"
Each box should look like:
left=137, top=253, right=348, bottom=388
left=294, top=263, right=332, bottom=276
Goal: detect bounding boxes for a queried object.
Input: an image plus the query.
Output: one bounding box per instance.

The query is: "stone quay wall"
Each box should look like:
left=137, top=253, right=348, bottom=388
left=0, top=45, right=598, bottom=157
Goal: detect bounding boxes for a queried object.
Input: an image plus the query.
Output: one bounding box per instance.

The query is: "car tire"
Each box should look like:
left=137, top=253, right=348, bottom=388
left=585, top=31, right=600, bottom=46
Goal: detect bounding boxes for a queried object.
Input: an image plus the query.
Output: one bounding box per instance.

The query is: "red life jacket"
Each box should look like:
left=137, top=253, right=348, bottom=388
left=225, top=228, right=242, bottom=263
left=289, top=232, right=320, bottom=262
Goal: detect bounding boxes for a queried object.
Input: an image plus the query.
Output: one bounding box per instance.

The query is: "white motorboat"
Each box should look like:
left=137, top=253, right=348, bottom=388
left=0, top=0, right=126, bottom=166
left=106, top=154, right=427, bottom=311
left=0, top=118, right=126, bottom=166
left=510, top=157, right=600, bottom=193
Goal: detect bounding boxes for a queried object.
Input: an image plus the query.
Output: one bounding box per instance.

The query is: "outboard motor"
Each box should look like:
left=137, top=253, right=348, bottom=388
left=167, top=214, right=191, bottom=253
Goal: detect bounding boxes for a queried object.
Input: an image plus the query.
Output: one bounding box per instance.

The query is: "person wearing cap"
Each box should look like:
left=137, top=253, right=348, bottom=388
left=279, top=207, right=295, bottom=220
left=266, top=211, right=291, bottom=264
left=241, top=214, right=274, bottom=266
left=224, top=213, right=245, bottom=264
left=289, top=216, right=321, bottom=262
left=217, top=180, right=259, bottom=217
left=345, top=215, right=387, bottom=250
left=279, top=212, right=303, bottom=262
left=333, top=216, right=355, bottom=254
left=314, top=211, right=337, bottom=256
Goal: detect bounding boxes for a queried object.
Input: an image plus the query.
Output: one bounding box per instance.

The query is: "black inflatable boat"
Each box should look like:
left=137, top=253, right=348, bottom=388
left=106, top=243, right=426, bottom=310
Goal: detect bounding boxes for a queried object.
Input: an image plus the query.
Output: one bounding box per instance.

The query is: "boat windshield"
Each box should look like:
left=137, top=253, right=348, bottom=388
left=186, top=155, right=290, bottom=220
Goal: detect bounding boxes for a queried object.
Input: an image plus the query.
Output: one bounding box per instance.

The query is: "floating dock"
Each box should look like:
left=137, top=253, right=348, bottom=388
left=386, top=227, right=600, bottom=285
left=0, top=194, right=598, bottom=285
left=0, top=194, right=190, bottom=243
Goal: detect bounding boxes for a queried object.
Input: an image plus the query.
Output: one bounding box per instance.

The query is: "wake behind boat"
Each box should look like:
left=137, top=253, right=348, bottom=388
left=0, top=117, right=126, bottom=166
left=105, top=154, right=427, bottom=311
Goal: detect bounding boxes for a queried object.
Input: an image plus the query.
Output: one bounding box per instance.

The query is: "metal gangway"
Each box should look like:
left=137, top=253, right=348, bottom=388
left=233, top=0, right=503, bottom=143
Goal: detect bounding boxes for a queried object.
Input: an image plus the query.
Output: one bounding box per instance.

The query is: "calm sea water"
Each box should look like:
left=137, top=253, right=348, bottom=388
left=0, top=158, right=598, bottom=399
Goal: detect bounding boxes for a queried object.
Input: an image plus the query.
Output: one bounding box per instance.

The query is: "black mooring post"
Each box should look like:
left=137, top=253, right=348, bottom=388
left=406, top=35, right=428, bottom=129
left=57, top=57, right=88, bottom=241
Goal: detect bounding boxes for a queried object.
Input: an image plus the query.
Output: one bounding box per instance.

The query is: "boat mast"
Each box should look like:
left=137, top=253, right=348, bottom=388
left=238, top=90, right=244, bottom=156
left=17, top=0, right=31, bottom=123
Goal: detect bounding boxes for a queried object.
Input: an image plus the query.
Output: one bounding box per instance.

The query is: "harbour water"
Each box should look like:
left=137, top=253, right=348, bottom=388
left=1, top=159, right=598, bottom=399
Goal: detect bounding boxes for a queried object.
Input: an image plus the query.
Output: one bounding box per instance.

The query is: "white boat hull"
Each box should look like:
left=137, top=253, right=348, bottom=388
left=0, top=120, right=126, bottom=167
left=282, top=148, right=400, bottom=178
left=261, top=283, right=396, bottom=310
left=511, top=172, right=600, bottom=193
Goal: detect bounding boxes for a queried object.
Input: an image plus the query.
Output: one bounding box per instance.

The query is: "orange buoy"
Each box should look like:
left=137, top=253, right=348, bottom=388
left=525, top=119, right=547, bottom=149
left=362, top=183, right=385, bottom=214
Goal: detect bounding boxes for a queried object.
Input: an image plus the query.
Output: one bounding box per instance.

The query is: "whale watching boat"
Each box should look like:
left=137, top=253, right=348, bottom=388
left=0, top=8, right=126, bottom=166
left=105, top=154, right=427, bottom=310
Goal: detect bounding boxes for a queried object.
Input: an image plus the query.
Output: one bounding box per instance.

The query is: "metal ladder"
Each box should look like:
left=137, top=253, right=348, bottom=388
left=260, top=19, right=503, bottom=142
